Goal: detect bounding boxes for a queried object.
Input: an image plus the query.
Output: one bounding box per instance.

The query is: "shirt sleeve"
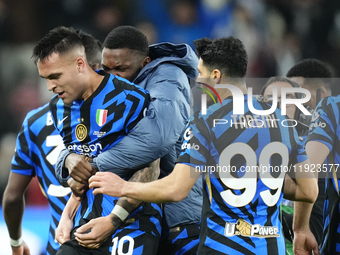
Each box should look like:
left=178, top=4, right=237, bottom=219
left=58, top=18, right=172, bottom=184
left=55, top=148, right=73, bottom=185
left=176, top=113, right=211, bottom=169
left=307, top=97, right=337, bottom=152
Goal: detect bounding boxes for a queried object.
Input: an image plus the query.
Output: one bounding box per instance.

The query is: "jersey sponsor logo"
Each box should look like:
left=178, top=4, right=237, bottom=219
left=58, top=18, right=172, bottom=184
left=311, top=111, right=320, bottom=122
left=225, top=219, right=279, bottom=238
left=182, top=127, right=199, bottom=150
left=67, top=143, right=103, bottom=156
left=75, top=124, right=87, bottom=141
left=183, top=127, right=193, bottom=140
left=58, top=116, right=68, bottom=126
left=181, top=142, right=199, bottom=150
left=96, top=109, right=108, bottom=127
left=310, top=111, right=326, bottom=129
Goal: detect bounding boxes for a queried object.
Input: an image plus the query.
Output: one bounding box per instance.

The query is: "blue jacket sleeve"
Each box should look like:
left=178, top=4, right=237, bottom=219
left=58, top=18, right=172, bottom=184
left=55, top=148, right=72, bottom=185
left=94, top=66, right=191, bottom=175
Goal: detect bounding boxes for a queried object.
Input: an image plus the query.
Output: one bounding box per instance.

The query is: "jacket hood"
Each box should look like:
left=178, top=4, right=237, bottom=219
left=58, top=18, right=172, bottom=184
left=134, top=42, right=198, bottom=86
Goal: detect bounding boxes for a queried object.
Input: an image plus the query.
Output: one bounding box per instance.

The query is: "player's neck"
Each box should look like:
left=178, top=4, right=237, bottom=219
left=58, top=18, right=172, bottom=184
left=83, top=71, right=105, bottom=101
left=218, top=82, right=247, bottom=101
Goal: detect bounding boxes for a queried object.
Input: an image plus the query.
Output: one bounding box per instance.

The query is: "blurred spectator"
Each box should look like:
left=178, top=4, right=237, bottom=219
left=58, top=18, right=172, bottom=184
left=135, top=21, right=159, bottom=45
left=0, top=81, right=45, bottom=205
left=138, top=0, right=209, bottom=48
left=160, top=0, right=209, bottom=48
left=0, top=81, right=42, bottom=137
left=0, top=0, right=12, bottom=42
left=89, top=4, right=124, bottom=42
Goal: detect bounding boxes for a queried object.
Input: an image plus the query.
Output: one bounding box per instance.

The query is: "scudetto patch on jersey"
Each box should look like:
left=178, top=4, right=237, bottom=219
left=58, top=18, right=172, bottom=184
left=96, top=109, right=108, bottom=127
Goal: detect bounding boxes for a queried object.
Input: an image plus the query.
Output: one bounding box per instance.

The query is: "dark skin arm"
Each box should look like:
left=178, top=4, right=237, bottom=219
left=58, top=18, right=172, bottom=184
left=64, top=153, right=97, bottom=184
left=74, top=160, right=160, bottom=249
left=3, top=172, right=32, bottom=254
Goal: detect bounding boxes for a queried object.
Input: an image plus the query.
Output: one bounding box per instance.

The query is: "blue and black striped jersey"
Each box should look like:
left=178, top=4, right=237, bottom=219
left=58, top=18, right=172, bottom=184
left=50, top=71, right=162, bottom=238
left=307, top=96, right=340, bottom=255
left=177, top=95, right=307, bottom=255
left=50, top=72, right=150, bottom=158
left=11, top=103, right=71, bottom=255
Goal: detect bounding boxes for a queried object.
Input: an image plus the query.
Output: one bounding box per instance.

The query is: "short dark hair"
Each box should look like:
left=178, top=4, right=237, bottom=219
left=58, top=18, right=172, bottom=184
left=103, top=26, right=149, bottom=57
left=193, top=37, right=248, bottom=78
left=286, top=58, right=333, bottom=93
left=32, top=26, right=83, bottom=64
left=286, top=58, right=332, bottom=79
left=76, top=29, right=102, bottom=69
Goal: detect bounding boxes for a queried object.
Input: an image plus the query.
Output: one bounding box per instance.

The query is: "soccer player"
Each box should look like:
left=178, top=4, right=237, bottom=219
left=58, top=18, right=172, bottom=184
left=32, top=26, right=159, bottom=255
left=87, top=36, right=318, bottom=255
left=302, top=97, right=340, bottom=254
left=288, top=60, right=336, bottom=254
left=2, top=30, right=102, bottom=255
left=56, top=26, right=202, bottom=255
left=261, top=76, right=315, bottom=253
left=286, top=59, right=332, bottom=253
left=286, top=58, right=332, bottom=109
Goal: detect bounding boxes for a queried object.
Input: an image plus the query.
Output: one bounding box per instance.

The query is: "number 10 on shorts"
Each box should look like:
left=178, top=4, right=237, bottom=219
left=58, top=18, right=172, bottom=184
left=111, top=236, right=135, bottom=255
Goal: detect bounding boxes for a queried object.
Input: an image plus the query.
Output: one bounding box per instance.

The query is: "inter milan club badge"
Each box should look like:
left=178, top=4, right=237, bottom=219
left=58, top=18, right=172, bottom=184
left=75, top=124, right=87, bottom=141
left=96, top=109, right=108, bottom=127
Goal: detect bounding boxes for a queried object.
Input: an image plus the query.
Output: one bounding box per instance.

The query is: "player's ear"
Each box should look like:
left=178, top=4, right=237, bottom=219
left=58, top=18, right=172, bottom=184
left=76, top=57, right=86, bottom=73
left=142, top=56, right=151, bottom=68
left=211, top=69, right=222, bottom=84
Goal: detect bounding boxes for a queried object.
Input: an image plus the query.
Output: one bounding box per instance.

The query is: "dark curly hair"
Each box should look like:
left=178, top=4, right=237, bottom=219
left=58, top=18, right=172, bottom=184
left=193, top=37, right=248, bottom=78
left=286, top=59, right=332, bottom=79
left=286, top=59, right=333, bottom=92
left=32, top=26, right=83, bottom=64
left=103, top=26, right=149, bottom=57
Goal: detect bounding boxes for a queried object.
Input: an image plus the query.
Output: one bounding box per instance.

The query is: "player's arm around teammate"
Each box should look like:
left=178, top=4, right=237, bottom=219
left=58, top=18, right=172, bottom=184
left=73, top=159, right=160, bottom=249
left=292, top=97, right=335, bottom=255
left=292, top=141, right=326, bottom=255
left=87, top=154, right=318, bottom=205
left=55, top=193, right=81, bottom=245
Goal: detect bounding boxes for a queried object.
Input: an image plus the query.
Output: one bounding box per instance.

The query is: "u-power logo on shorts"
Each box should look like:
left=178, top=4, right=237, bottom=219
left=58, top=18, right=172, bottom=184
left=199, top=83, right=311, bottom=116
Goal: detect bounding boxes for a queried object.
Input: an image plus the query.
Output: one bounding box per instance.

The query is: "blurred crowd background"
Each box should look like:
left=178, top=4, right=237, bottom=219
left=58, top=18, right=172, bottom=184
left=0, top=0, right=340, bottom=206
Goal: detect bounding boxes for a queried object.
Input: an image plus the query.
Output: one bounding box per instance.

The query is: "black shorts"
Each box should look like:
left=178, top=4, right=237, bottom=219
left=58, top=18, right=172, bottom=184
left=157, top=223, right=200, bottom=255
